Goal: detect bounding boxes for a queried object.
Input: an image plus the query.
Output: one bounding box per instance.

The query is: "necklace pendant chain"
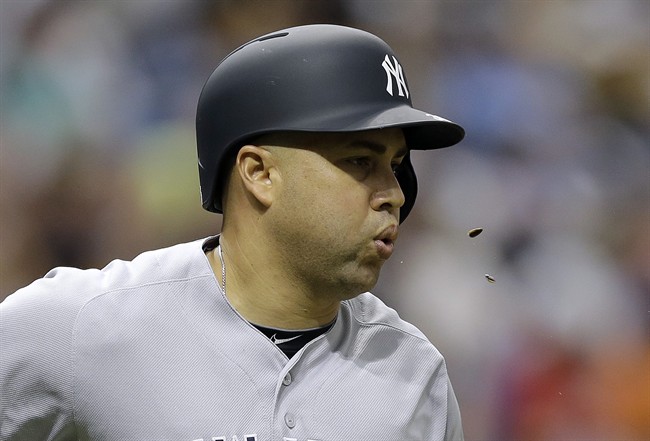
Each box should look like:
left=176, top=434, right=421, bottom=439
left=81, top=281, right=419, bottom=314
left=217, top=244, right=226, bottom=293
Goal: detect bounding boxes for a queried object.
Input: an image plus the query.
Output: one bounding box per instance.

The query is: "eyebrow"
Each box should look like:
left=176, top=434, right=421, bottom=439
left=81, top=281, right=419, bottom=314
left=348, top=140, right=408, bottom=158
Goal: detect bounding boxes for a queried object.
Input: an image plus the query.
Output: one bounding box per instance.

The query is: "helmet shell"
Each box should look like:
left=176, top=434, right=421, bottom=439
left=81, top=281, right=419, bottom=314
left=196, top=24, right=464, bottom=222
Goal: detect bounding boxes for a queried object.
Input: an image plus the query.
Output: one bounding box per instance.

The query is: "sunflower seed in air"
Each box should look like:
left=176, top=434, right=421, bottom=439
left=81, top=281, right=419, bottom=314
left=468, top=227, right=483, bottom=238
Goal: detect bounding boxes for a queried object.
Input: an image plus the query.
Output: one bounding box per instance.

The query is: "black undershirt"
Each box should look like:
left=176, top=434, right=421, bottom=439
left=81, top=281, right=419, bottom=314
left=253, top=322, right=334, bottom=358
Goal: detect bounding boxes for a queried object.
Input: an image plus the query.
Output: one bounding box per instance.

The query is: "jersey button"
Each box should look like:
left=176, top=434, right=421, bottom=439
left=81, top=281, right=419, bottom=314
left=282, top=372, right=292, bottom=386
left=284, top=412, right=296, bottom=428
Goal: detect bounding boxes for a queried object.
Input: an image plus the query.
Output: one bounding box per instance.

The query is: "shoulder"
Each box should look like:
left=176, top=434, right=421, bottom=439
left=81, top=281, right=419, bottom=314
left=0, top=237, right=214, bottom=360
left=335, top=293, right=462, bottom=438
left=0, top=237, right=214, bottom=371
left=343, top=291, right=432, bottom=342
left=340, top=292, right=445, bottom=363
left=2, top=238, right=213, bottom=314
left=0, top=238, right=215, bottom=438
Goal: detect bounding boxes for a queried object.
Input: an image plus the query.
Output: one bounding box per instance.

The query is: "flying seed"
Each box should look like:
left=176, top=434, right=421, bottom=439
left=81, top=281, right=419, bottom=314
left=468, top=227, right=483, bottom=238
left=484, top=274, right=496, bottom=283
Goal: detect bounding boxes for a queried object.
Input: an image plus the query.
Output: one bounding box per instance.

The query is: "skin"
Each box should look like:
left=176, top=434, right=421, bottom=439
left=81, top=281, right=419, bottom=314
left=206, top=128, right=407, bottom=330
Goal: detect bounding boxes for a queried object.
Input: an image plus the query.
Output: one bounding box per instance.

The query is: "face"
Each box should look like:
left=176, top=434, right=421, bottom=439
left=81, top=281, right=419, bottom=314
left=260, top=128, right=408, bottom=299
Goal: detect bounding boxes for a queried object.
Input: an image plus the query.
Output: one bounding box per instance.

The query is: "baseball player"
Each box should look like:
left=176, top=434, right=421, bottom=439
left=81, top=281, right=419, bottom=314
left=1, top=25, right=465, bottom=440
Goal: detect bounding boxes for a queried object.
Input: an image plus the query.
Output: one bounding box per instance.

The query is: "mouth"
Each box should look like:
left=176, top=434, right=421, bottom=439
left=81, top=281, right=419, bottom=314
left=374, top=225, right=398, bottom=260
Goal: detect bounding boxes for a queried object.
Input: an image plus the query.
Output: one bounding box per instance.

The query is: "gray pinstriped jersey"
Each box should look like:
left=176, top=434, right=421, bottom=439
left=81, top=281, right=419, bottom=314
left=1, top=238, right=463, bottom=441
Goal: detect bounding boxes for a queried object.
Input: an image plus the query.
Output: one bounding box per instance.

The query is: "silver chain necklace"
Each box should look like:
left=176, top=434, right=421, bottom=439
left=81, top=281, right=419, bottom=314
left=217, top=244, right=226, bottom=293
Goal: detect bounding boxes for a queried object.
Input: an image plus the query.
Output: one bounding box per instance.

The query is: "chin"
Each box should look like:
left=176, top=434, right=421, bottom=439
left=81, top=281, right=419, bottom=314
left=326, top=254, right=384, bottom=299
left=338, top=270, right=381, bottom=299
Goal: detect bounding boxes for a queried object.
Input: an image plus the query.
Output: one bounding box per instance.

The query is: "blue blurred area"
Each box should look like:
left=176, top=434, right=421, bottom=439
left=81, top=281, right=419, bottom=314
left=1, top=1, right=648, bottom=439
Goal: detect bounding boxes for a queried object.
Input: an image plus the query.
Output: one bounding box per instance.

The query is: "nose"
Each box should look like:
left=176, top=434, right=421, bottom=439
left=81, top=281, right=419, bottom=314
left=370, top=167, right=406, bottom=215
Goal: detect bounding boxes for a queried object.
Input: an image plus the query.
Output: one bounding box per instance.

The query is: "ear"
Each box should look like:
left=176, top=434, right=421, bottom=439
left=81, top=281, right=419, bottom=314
left=235, top=145, right=279, bottom=209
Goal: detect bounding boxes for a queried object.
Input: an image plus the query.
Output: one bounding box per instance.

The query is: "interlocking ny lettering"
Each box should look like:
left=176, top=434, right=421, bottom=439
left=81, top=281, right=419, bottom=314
left=382, top=54, right=409, bottom=98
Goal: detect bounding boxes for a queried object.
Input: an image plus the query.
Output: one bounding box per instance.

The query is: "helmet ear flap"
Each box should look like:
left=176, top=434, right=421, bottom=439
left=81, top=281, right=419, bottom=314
left=394, top=151, right=417, bottom=224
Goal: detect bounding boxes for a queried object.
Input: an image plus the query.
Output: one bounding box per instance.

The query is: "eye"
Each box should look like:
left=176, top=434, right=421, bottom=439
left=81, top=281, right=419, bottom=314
left=392, top=156, right=407, bottom=173
left=348, top=157, right=372, bottom=168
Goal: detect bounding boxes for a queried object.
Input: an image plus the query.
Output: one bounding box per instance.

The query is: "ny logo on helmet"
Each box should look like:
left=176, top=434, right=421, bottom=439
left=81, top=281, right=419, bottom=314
left=382, top=54, right=409, bottom=99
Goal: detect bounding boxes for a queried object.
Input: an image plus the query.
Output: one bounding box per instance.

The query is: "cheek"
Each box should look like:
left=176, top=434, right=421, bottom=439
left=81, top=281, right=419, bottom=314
left=303, top=171, right=368, bottom=224
left=276, top=169, right=367, bottom=242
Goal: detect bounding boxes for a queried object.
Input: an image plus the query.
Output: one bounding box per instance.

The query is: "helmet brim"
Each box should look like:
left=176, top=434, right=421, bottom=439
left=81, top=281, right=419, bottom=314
left=268, top=103, right=465, bottom=150
left=343, top=104, right=465, bottom=149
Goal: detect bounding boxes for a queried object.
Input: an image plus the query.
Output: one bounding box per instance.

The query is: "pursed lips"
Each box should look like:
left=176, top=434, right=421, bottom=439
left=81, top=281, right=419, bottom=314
left=373, top=224, right=398, bottom=259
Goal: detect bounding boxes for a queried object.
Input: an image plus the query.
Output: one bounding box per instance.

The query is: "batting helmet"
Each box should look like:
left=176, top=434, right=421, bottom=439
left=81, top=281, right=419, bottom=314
left=196, top=24, right=464, bottom=223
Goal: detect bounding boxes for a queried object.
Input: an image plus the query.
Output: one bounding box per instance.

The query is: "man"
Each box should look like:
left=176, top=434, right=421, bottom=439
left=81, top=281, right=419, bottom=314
left=1, top=25, right=465, bottom=440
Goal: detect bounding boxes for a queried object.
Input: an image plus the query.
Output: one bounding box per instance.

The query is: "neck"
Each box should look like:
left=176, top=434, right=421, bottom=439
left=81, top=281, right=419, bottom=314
left=208, top=232, right=340, bottom=330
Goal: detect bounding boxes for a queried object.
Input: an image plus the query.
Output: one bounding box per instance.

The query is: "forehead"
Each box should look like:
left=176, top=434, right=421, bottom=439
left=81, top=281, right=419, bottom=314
left=254, top=128, right=407, bottom=156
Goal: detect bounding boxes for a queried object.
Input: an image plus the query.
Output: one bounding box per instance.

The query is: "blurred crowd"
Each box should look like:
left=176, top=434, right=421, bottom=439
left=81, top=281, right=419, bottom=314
left=1, top=1, right=648, bottom=439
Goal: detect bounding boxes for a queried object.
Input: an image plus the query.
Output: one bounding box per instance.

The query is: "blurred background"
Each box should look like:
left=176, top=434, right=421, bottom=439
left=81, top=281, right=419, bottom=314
left=1, top=0, right=648, bottom=439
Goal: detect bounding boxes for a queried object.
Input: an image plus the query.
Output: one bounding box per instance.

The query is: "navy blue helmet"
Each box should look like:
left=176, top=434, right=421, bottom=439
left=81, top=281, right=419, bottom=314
left=196, top=24, right=464, bottom=222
